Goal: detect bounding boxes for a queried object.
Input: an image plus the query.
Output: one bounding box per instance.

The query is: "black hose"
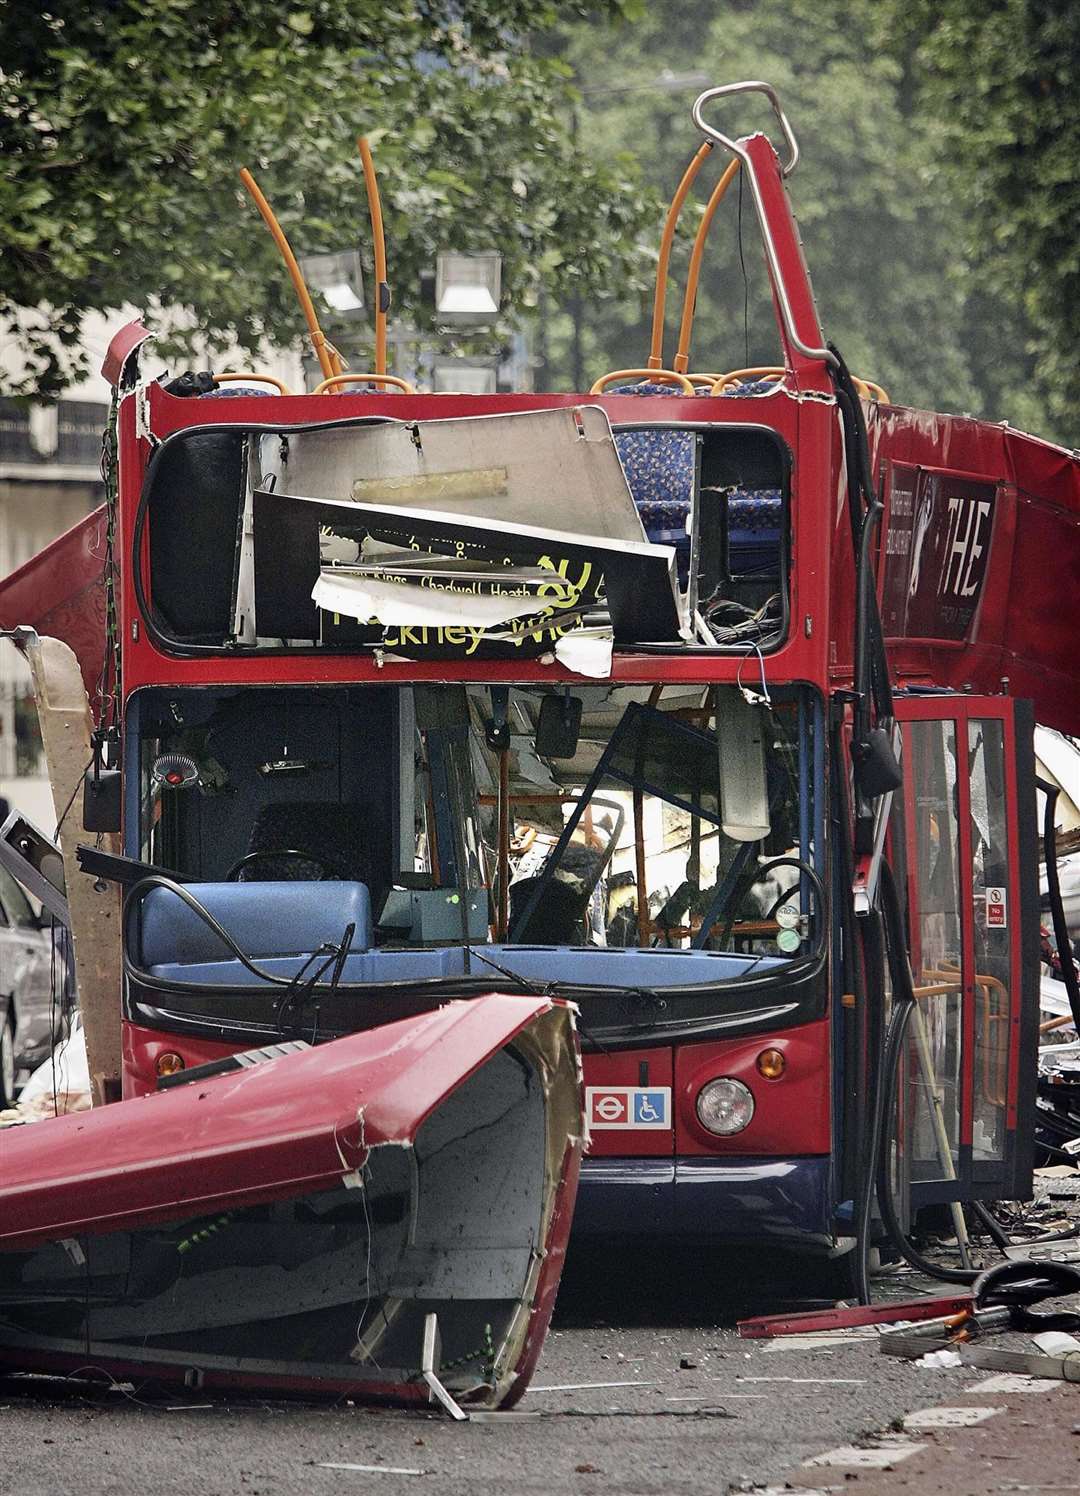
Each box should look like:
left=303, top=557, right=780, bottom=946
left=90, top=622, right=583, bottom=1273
left=1037, top=777, right=1080, bottom=1031
left=970, top=1198, right=1012, bottom=1252
left=123, top=874, right=350, bottom=991
left=874, top=977, right=980, bottom=1284
left=853, top=906, right=888, bottom=1303
left=853, top=498, right=883, bottom=746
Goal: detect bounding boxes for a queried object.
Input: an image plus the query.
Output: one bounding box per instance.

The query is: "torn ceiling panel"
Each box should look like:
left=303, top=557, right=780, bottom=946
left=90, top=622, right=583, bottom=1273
left=280, top=406, right=648, bottom=546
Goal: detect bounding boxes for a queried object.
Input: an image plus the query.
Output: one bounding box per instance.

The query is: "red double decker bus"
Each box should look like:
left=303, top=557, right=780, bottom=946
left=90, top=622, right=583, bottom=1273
left=6, top=81, right=1080, bottom=1292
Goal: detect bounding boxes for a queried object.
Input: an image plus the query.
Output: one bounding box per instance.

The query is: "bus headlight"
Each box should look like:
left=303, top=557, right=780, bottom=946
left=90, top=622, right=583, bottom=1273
left=696, top=1077, right=755, bottom=1136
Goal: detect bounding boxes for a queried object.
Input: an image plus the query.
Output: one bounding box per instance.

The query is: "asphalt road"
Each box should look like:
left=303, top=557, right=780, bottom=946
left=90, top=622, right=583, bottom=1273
left=0, top=1244, right=983, bottom=1496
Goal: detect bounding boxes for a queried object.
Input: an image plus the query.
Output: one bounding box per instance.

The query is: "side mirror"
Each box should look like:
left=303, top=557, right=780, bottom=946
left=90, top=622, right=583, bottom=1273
left=536, top=693, right=582, bottom=759
left=852, top=727, right=903, bottom=800
left=83, top=767, right=123, bottom=833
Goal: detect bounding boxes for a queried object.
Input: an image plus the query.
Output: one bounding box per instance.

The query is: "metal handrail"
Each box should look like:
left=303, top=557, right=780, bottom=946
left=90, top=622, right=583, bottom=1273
left=312, top=373, right=415, bottom=395
left=691, top=82, right=838, bottom=371
left=589, top=368, right=696, bottom=395
left=213, top=372, right=291, bottom=395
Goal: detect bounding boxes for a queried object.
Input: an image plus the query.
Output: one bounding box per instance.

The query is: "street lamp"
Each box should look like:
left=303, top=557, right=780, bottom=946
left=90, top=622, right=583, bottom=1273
left=432, top=357, right=498, bottom=394
left=298, top=250, right=365, bottom=314
left=435, top=251, right=502, bottom=326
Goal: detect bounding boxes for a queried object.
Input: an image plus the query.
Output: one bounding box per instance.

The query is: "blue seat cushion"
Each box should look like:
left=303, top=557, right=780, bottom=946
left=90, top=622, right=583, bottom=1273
left=728, top=487, right=783, bottom=532
left=719, top=376, right=784, bottom=398
left=139, top=881, right=373, bottom=967
left=727, top=486, right=783, bottom=575
left=614, top=428, right=695, bottom=586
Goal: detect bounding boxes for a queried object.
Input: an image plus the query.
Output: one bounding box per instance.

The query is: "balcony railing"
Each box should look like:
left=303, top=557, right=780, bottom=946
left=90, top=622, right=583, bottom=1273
left=0, top=399, right=108, bottom=469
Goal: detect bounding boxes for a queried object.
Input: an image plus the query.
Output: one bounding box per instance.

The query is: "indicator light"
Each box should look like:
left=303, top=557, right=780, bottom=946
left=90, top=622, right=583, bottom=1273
left=150, top=753, right=199, bottom=790
left=756, top=1047, right=786, bottom=1079
left=696, top=1077, right=754, bottom=1136
left=155, top=1051, right=185, bottom=1077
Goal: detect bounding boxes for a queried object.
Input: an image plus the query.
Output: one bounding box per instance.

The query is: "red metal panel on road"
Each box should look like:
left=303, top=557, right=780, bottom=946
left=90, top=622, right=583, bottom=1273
left=0, top=993, right=559, bottom=1249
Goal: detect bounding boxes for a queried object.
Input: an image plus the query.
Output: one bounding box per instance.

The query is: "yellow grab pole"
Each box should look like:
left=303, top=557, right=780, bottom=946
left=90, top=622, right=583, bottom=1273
left=674, top=158, right=740, bottom=373
left=358, top=137, right=390, bottom=377
left=648, top=140, right=713, bottom=370
left=239, top=167, right=337, bottom=383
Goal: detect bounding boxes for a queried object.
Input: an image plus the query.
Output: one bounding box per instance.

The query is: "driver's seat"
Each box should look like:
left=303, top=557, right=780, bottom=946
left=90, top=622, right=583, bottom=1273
left=237, top=801, right=370, bottom=884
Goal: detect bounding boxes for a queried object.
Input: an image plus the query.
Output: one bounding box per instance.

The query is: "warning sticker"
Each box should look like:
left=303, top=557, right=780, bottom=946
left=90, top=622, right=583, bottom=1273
left=986, top=886, right=1007, bottom=929
left=586, top=1087, right=672, bottom=1129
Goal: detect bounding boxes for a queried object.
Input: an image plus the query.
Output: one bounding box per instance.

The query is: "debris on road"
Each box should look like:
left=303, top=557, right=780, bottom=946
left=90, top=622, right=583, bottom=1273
left=316, top=1463, right=428, bottom=1476
left=0, top=1018, right=91, bottom=1128
left=738, top=1292, right=975, bottom=1339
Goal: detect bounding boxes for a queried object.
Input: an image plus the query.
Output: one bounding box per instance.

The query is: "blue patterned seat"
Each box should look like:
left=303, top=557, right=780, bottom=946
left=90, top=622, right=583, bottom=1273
left=607, top=382, right=783, bottom=585
left=200, top=386, right=274, bottom=398
left=727, top=486, right=783, bottom=575
left=718, top=376, right=784, bottom=398
left=610, top=384, right=694, bottom=586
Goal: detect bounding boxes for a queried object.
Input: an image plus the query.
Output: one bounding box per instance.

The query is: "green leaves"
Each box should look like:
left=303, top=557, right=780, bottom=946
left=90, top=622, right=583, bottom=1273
left=1, top=0, right=653, bottom=396
left=549, top=0, right=1066, bottom=438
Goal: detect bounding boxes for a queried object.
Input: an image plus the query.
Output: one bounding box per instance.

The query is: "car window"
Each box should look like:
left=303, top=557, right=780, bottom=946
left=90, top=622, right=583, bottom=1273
left=0, top=864, right=38, bottom=929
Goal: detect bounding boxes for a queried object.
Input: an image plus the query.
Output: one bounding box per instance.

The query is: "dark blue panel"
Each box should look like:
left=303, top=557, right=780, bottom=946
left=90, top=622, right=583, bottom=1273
left=573, top=1155, right=833, bottom=1246
left=148, top=948, right=457, bottom=986
left=140, top=881, right=373, bottom=965
left=673, top=1156, right=832, bottom=1244
left=572, top=1159, right=675, bottom=1237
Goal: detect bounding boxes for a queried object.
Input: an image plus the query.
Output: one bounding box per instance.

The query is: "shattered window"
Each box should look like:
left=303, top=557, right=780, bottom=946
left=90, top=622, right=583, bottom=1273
left=131, top=682, right=821, bottom=991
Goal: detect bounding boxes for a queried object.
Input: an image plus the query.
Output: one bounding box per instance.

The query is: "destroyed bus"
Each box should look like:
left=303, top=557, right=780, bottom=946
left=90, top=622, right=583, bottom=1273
left=5, top=82, right=1080, bottom=1295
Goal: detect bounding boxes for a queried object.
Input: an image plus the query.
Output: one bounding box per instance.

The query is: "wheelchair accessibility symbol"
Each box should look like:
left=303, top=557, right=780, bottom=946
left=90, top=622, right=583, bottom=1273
left=633, top=1091, right=666, bottom=1124
left=586, top=1086, right=671, bottom=1129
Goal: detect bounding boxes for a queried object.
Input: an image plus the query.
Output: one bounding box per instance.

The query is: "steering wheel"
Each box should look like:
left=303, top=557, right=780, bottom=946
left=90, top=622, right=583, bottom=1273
left=710, top=856, right=823, bottom=950
left=225, top=848, right=347, bottom=881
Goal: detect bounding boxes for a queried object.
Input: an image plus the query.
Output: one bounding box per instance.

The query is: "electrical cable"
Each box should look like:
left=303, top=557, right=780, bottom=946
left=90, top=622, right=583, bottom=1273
left=54, top=755, right=94, bottom=844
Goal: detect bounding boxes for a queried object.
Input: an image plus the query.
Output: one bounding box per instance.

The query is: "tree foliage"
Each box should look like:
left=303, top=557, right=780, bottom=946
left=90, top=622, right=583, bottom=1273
left=551, top=0, right=1062, bottom=439
left=0, top=0, right=654, bottom=395
left=870, top=0, right=1079, bottom=440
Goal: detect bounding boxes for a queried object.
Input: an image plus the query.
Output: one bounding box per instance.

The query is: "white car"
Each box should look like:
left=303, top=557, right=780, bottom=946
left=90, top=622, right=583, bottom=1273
left=0, top=862, right=64, bottom=1108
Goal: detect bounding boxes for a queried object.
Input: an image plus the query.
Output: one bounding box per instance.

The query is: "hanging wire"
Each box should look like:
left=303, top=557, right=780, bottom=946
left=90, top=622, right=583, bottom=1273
left=54, top=754, right=95, bottom=844
left=737, top=169, right=750, bottom=367
left=95, top=389, right=122, bottom=734
left=735, top=641, right=772, bottom=707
